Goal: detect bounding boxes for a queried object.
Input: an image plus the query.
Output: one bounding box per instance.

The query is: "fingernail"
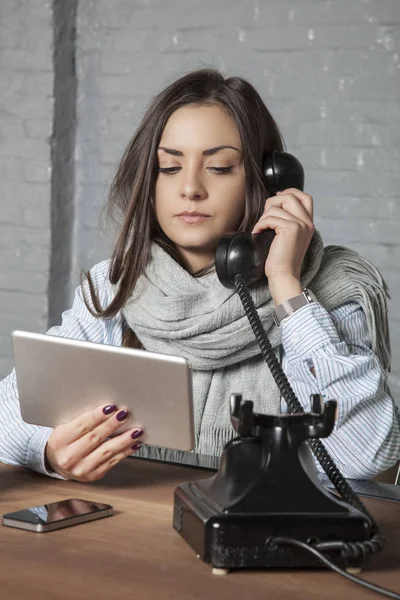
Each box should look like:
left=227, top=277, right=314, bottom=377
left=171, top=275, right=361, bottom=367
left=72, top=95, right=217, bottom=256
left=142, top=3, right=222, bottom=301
left=116, top=410, right=128, bottom=422
left=131, top=442, right=141, bottom=451
left=103, top=405, right=116, bottom=415
left=131, top=429, right=144, bottom=440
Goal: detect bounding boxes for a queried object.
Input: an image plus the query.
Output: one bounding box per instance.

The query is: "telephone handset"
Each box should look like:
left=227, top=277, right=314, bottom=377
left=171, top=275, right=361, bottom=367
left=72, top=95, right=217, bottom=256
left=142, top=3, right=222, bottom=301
left=173, top=151, right=400, bottom=600
left=215, top=150, right=305, bottom=288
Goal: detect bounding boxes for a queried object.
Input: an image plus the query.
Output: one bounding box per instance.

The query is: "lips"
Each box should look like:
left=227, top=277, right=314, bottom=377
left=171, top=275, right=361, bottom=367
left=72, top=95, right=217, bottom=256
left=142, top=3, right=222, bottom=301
left=177, top=211, right=210, bottom=217
left=176, top=210, right=211, bottom=224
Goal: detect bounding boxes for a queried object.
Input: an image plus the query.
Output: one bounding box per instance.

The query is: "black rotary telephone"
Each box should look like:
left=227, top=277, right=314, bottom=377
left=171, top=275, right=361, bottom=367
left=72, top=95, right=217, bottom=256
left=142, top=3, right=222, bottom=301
left=173, top=151, right=399, bottom=599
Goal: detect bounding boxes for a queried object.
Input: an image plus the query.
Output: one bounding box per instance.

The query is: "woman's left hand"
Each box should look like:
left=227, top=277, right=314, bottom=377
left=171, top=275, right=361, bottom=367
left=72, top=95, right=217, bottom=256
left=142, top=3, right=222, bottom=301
left=251, top=188, right=315, bottom=304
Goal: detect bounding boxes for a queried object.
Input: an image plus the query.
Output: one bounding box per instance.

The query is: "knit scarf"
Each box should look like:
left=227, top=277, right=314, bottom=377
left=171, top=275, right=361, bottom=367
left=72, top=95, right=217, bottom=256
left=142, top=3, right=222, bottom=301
left=120, top=231, right=390, bottom=460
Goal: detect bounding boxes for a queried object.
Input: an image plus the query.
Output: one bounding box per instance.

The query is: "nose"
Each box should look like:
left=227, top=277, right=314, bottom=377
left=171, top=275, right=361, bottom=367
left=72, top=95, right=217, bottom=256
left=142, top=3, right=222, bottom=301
left=180, top=168, right=207, bottom=202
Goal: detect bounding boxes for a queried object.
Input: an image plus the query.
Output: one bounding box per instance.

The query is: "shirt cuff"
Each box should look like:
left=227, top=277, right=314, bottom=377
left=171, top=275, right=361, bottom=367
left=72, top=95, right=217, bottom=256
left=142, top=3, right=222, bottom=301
left=280, top=302, right=341, bottom=361
left=26, top=426, right=66, bottom=480
left=280, top=302, right=348, bottom=430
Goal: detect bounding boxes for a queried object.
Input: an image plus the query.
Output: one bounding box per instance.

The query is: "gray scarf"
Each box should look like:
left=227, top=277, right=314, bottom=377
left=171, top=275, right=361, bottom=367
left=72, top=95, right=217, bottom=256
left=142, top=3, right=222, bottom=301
left=120, top=231, right=390, bottom=461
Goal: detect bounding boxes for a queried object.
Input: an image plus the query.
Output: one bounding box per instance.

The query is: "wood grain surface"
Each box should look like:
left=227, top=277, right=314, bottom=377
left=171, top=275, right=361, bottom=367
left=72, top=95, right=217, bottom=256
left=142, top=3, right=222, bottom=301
left=0, top=458, right=399, bottom=600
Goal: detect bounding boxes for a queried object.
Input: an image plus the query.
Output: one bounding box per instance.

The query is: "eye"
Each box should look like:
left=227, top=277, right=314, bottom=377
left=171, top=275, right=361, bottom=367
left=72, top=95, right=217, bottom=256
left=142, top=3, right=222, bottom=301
left=208, top=166, right=234, bottom=174
left=157, top=167, right=181, bottom=175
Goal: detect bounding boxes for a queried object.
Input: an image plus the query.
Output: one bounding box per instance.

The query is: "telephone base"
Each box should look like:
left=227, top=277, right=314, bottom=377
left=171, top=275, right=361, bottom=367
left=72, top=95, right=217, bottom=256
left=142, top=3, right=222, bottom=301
left=173, top=482, right=371, bottom=571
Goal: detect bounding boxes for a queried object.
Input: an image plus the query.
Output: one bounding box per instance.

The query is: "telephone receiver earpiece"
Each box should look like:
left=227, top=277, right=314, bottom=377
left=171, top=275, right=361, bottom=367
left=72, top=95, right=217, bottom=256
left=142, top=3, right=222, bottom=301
left=263, top=149, right=305, bottom=197
left=215, top=150, right=305, bottom=289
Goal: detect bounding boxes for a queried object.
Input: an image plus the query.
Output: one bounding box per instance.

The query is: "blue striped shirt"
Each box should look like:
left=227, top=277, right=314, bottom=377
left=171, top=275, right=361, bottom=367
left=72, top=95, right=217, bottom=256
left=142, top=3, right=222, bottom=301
left=0, top=259, right=399, bottom=479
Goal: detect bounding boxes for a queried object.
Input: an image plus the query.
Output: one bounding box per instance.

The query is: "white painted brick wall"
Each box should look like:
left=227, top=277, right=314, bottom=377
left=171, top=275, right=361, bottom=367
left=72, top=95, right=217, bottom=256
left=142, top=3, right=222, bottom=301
left=0, top=0, right=53, bottom=377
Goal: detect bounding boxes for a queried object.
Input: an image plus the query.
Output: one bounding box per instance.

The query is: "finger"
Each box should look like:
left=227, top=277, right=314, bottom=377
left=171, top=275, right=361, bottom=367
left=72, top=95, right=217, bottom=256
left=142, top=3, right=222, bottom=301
left=264, top=195, right=313, bottom=226
left=261, top=205, right=306, bottom=225
left=68, top=430, right=144, bottom=482
left=55, top=422, right=144, bottom=478
left=84, top=443, right=142, bottom=482
left=277, top=188, right=313, bottom=219
left=68, top=409, right=141, bottom=459
left=253, top=207, right=304, bottom=234
left=252, top=214, right=308, bottom=235
left=51, top=404, right=120, bottom=447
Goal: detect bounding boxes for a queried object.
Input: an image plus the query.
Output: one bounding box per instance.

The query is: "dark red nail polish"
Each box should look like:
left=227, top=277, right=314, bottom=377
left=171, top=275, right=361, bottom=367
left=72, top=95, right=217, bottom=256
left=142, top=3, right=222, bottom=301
left=131, top=429, right=144, bottom=440
left=103, top=405, right=116, bottom=415
left=116, top=410, right=128, bottom=422
left=131, top=442, right=141, bottom=451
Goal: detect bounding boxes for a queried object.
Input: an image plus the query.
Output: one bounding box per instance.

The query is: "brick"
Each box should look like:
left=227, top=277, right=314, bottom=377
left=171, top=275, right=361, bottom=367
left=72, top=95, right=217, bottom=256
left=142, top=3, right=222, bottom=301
left=287, top=98, right=400, bottom=123
left=0, top=137, right=49, bottom=164
left=24, top=118, right=53, bottom=139
left=313, top=194, right=400, bottom=223
left=245, top=24, right=385, bottom=51
left=0, top=15, right=52, bottom=54
left=309, top=169, right=400, bottom=198
left=294, top=121, right=400, bottom=148
left=0, top=48, right=52, bottom=72
left=0, top=158, right=52, bottom=184
left=316, top=215, right=400, bottom=245
left=0, top=290, right=47, bottom=318
left=322, top=49, right=400, bottom=77
left=0, top=269, right=48, bottom=295
left=349, top=243, right=400, bottom=270
left=363, top=0, right=400, bottom=24
left=0, top=183, right=50, bottom=216
left=2, top=96, right=53, bottom=120
left=300, top=147, right=400, bottom=173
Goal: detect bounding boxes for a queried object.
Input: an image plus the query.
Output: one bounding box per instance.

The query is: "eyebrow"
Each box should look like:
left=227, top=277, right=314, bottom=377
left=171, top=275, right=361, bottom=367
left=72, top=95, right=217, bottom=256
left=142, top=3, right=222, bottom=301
left=158, top=145, right=241, bottom=156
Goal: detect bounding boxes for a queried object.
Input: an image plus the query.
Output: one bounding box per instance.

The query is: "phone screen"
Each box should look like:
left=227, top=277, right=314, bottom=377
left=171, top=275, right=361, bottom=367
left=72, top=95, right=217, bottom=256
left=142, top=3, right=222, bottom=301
left=3, top=499, right=112, bottom=525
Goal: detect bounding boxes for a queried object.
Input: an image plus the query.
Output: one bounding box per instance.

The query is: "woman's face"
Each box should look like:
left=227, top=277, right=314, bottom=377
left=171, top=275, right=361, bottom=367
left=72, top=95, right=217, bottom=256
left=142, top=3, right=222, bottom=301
left=155, top=104, right=246, bottom=272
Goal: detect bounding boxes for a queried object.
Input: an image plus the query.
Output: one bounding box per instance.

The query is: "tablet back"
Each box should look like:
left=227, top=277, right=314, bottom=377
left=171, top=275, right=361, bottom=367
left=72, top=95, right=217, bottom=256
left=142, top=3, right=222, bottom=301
left=12, top=330, right=195, bottom=451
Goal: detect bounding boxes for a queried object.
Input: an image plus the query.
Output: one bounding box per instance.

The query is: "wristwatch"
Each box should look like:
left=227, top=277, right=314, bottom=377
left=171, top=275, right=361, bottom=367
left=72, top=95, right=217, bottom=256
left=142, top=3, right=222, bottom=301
left=273, top=288, right=316, bottom=327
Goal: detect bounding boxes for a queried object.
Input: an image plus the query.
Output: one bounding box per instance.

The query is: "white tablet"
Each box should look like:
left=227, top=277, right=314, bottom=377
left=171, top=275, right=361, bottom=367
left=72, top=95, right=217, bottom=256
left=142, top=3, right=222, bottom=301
left=12, top=330, right=195, bottom=451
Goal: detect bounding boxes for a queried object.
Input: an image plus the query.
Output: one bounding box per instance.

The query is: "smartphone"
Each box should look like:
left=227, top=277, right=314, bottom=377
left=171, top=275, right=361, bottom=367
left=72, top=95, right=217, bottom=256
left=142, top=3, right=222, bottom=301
left=2, top=498, right=113, bottom=532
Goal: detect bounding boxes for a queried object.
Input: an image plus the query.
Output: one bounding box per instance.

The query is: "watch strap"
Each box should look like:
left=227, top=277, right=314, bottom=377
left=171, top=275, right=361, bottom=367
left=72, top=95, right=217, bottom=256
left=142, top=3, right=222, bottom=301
left=273, top=288, right=315, bottom=327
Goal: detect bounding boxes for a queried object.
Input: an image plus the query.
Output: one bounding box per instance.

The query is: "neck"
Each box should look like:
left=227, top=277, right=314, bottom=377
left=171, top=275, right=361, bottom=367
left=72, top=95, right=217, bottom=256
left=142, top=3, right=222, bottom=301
left=176, top=246, right=215, bottom=275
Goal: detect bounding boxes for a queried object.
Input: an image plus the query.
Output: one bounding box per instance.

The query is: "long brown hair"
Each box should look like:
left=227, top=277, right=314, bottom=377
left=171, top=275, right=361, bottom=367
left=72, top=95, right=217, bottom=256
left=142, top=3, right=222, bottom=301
left=84, top=68, right=285, bottom=346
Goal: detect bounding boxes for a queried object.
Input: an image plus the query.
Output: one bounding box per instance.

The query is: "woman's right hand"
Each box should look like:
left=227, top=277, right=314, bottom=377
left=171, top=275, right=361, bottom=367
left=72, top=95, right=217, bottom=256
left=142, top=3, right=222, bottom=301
left=45, top=405, right=144, bottom=482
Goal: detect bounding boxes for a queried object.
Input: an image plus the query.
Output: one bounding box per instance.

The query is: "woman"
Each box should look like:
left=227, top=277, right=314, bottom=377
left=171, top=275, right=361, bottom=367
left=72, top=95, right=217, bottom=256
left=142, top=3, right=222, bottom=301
left=0, top=69, right=398, bottom=482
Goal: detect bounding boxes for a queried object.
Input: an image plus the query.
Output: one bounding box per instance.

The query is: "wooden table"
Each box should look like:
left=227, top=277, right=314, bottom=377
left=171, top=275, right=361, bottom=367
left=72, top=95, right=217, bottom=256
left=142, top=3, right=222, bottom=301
left=0, top=458, right=399, bottom=599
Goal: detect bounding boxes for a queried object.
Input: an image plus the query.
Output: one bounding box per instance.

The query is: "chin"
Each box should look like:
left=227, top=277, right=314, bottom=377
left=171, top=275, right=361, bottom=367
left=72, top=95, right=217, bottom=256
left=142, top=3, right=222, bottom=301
left=173, top=236, right=218, bottom=257
left=166, top=229, right=219, bottom=251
